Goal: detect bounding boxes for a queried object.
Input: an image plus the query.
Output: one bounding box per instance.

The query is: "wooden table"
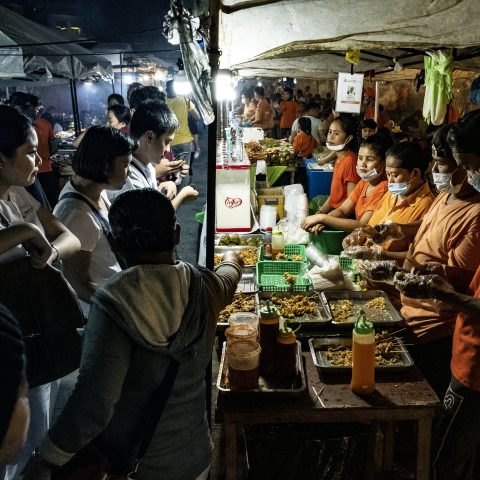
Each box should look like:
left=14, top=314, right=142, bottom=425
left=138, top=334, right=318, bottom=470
left=215, top=353, right=440, bottom=480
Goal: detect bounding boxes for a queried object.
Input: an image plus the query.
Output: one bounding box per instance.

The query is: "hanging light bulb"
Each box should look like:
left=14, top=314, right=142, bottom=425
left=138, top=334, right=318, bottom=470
left=173, top=70, right=192, bottom=95
left=216, top=70, right=236, bottom=101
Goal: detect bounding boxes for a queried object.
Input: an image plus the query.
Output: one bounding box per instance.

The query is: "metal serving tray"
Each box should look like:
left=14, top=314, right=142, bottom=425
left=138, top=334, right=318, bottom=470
left=217, top=341, right=306, bottom=393
left=217, top=292, right=259, bottom=327
left=236, top=272, right=258, bottom=294
left=320, top=290, right=403, bottom=327
left=215, top=233, right=264, bottom=247
left=259, top=292, right=331, bottom=324
left=308, top=336, right=414, bottom=373
left=214, top=246, right=259, bottom=269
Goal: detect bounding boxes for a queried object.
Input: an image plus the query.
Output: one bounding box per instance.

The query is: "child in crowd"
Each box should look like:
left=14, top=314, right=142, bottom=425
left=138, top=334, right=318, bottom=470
left=292, top=117, right=318, bottom=159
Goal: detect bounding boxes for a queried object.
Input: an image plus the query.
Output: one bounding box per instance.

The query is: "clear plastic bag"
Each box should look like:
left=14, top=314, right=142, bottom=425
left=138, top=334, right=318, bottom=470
left=342, top=223, right=404, bottom=251
left=393, top=272, right=438, bottom=298
left=342, top=244, right=382, bottom=260
left=356, top=260, right=399, bottom=283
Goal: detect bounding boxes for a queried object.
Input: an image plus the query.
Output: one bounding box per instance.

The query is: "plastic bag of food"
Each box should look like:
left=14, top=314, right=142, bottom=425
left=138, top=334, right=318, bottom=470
left=343, top=244, right=382, bottom=260
left=356, top=260, right=399, bottom=283
left=393, top=272, right=438, bottom=298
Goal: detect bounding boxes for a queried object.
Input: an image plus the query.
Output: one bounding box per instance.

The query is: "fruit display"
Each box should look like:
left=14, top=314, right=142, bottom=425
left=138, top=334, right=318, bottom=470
left=245, top=138, right=295, bottom=166
left=217, top=234, right=263, bottom=247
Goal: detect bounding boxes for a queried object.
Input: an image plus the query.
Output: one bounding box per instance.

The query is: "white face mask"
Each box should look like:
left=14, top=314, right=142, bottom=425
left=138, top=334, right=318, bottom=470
left=356, top=166, right=379, bottom=181
left=388, top=182, right=409, bottom=196
left=432, top=172, right=452, bottom=192
left=326, top=142, right=347, bottom=152
left=468, top=170, right=480, bottom=193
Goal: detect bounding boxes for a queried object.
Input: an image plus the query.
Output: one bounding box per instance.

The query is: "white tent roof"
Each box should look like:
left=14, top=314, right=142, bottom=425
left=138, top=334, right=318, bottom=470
left=0, top=30, right=25, bottom=78
left=219, top=0, right=480, bottom=77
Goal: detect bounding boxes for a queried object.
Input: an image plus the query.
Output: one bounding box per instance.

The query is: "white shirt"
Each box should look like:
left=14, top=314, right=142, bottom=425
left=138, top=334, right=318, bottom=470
left=54, top=181, right=121, bottom=314
left=107, top=157, right=156, bottom=203
left=0, top=186, right=43, bottom=265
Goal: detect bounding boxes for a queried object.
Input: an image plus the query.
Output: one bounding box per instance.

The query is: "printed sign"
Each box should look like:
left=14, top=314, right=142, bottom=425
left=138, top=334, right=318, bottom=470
left=335, top=72, right=364, bottom=114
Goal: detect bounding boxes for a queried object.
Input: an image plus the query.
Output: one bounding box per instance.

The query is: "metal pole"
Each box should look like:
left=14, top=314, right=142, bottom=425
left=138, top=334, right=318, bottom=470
left=120, top=53, right=123, bottom=98
left=111, top=78, right=115, bottom=94
left=374, top=81, right=380, bottom=123
left=69, top=56, right=80, bottom=136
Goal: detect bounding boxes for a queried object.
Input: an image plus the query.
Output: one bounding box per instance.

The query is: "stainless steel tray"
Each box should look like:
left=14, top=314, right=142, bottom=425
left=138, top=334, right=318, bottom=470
left=309, top=336, right=414, bottom=373
left=320, top=290, right=403, bottom=327
left=236, top=272, right=258, bottom=294
left=217, top=341, right=306, bottom=393
left=259, top=292, right=330, bottom=324
left=217, top=292, right=259, bottom=326
left=214, top=246, right=259, bottom=269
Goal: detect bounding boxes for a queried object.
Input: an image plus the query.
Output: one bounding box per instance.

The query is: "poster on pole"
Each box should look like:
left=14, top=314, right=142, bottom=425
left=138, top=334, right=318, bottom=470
left=335, top=72, right=364, bottom=113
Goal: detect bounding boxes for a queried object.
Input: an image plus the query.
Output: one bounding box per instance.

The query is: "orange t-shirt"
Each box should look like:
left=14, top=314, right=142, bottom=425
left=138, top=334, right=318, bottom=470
left=401, top=192, right=480, bottom=342
left=368, top=182, right=435, bottom=252
left=280, top=100, right=298, bottom=129
left=35, top=118, right=55, bottom=173
left=348, top=179, right=388, bottom=220
left=292, top=131, right=316, bottom=158
left=452, top=265, right=480, bottom=391
left=329, top=151, right=360, bottom=209
left=254, top=98, right=271, bottom=130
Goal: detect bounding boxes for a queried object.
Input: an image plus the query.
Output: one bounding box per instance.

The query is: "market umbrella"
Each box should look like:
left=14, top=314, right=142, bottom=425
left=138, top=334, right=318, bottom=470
left=163, top=0, right=214, bottom=125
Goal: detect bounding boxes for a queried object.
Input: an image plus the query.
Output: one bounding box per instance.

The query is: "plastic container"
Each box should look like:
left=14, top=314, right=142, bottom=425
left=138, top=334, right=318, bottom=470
left=271, top=230, right=285, bottom=260
left=259, top=244, right=306, bottom=261
left=351, top=310, right=375, bottom=396
left=306, top=160, right=334, bottom=199
left=309, top=230, right=348, bottom=255
left=263, top=227, right=273, bottom=260
left=225, top=324, right=258, bottom=344
left=229, top=312, right=259, bottom=330
left=259, top=303, right=280, bottom=377
left=256, top=261, right=312, bottom=292
left=275, top=320, right=300, bottom=380
left=227, top=339, right=262, bottom=390
left=257, top=187, right=285, bottom=220
left=259, top=205, right=277, bottom=231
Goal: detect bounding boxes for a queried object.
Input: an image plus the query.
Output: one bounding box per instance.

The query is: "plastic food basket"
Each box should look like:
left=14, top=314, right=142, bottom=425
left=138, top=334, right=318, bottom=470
left=256, top=261, right=312, bottom=292
left=258, top=244, right=306, bottom=261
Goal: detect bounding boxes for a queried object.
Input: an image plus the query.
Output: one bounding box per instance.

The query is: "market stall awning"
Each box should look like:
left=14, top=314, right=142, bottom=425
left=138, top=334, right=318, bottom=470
left=0, top=30, right=25, bottom=78
left=0, top=6, right=112, bottom=81
left=219, top=0, right=480, bottom=77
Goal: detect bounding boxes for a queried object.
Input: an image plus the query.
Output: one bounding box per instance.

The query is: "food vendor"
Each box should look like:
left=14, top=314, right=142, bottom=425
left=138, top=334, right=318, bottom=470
left=251, top=86, right=272, bottom=131
left=349, top=118, right=480, bottom=398
left=241, top=88, right=257, bottom=124
left=315, top=113, right=360, bottom=214
left=301, top=134, right=390, bottom=233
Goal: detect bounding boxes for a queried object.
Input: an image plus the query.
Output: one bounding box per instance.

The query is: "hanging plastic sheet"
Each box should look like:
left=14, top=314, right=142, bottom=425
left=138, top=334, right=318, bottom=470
left=163, top=0, right=215, bottom=125
left=0, top=31, right=25, bottom=78
left=423, top=49, right=453, bottom=125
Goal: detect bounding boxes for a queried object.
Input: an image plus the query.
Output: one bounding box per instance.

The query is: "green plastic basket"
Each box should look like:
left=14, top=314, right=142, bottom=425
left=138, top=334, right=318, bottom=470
left=256, top=261, right=312, bottom=292
left=328, top=255, right=355, bottom=272
left=309, top=230, right=348, bottom=255
left=258, top=244, right=306, bottom=261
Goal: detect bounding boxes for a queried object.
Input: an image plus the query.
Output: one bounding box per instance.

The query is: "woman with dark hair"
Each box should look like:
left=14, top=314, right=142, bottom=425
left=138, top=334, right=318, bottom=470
left=106, top=105, right=132, bottom=133
left=24, top=188, right=242, bottom=480
left=107, top=93, right=125, bottom=107
left=0, top=105, right=80, bottom=480
left=240, top=88, right=257, bottom=123
left=302, top=133, right=391, bottom=233
left=317, top=113, right=360, bottom=213
left=292, top=116, right=318, bottom=159
left=53, top=126, right=137, bottom=314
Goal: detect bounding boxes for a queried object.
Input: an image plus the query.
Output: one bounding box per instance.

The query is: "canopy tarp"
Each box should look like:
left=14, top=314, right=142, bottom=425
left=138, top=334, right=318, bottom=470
left=0, top=6, right=112, bottom=81
left=219, top=0, right=480, bottom=78
left=0, top=30, right=25, bottom=78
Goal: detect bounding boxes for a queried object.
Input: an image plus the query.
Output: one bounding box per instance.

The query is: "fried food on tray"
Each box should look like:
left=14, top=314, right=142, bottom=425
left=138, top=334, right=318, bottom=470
left=284, top=272, right=297, bottom=284
left=218, top=293, right=256, bottom=323
left=269, top=294, right=317, bottom=319
left=330, top=296, right=389, bottom=322
left=238, top=248, right=258, bottom=265
left=330, top=299, right=354, bottom=323
left=214, top=254, right=223, bottom=266
left=365, top=296, right=387, bottom=312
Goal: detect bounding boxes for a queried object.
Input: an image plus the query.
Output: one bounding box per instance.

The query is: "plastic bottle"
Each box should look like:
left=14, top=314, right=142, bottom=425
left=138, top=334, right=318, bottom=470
left=275, top=319, right=300, bottom=380
left=264, top=227, right=273, bottom=260
left=259, top=301, right=280, bottom=376
left=351, top=310, right=376, bottom=395
left=255, top=160, right=269, bottom=190
left=271, top=230, right=285, bottom=260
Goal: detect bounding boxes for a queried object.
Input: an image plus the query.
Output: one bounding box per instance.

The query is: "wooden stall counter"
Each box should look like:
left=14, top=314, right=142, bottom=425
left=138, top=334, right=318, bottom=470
left=215, top=353, right=440, bottom=480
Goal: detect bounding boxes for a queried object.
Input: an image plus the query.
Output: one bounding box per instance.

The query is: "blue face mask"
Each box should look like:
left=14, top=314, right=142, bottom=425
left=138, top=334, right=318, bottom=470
left=388, top=182, right=409, bottom=196
left=468, top=170, right=480, bottom=193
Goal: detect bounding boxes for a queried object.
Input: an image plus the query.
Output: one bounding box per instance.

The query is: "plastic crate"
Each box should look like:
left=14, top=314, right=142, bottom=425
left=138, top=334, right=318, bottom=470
left=256, top=261, right=312, bottom=292
left=258, top=244, right=306, bottom=261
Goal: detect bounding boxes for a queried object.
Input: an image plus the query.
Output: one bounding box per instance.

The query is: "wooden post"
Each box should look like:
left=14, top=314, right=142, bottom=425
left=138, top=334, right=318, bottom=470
left=374, top=80, right=380, bottom=123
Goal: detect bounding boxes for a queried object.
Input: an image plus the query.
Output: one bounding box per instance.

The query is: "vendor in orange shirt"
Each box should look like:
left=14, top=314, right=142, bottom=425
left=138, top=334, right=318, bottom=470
left=292, top=117, right=318, bottom=159
left=317, top=113, right=360, bottom=214
left=251, top=86, right=272, bottom=131
left=279, top=88, right=297, bottom=138
left=391, top=110, right=480, bottom=479
left=241, top=88, right=257, bottom=124
left=301, top=133, right=390, bottom=233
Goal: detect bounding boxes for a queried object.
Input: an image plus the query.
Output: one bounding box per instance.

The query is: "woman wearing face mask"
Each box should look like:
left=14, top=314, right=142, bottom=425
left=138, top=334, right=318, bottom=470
left=302, top=134, right=391, bottom=233
left=431, top=124, right=457, bottom=193
left=317, top=113, right=360, bottom=214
